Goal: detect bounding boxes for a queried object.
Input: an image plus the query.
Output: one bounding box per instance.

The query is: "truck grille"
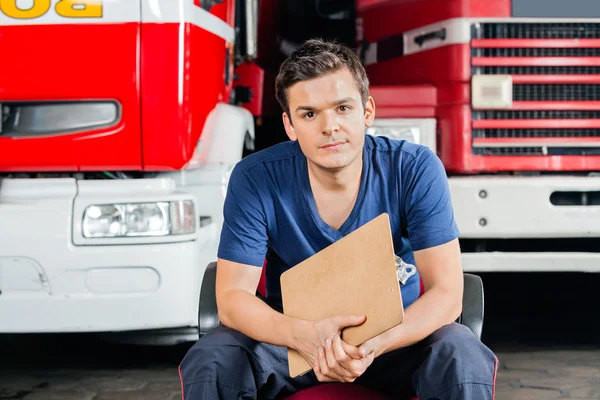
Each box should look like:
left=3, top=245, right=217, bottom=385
left=513, top=84, right=600, bottom=101
left=471, top=22, right=600, bottom=156
left=472, top=128, right=600, bottom=138
left=478, top=48, right=600, bottom=57
left=480, top=23, right=600, bottom=39
left=472, top=111, right=600, bottom=120
left=480, top=66, right=600, bottom=75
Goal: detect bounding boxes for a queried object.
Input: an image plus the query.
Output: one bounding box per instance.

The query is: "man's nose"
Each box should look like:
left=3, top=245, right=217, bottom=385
left=321, top=111, right=340, bottom=136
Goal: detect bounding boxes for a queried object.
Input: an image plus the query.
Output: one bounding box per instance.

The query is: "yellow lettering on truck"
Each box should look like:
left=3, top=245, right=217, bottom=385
left=0, top=0, right=51, bottom=19
left=56, top=0, right=102, bottom=18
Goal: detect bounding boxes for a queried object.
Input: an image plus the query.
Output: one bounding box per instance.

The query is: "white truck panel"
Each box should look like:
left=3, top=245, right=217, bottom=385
left=462, top=252, right=600, bottom=273
left=0, top=177, right=219, bottom=333
left=450, top=175, right=600, bottom=238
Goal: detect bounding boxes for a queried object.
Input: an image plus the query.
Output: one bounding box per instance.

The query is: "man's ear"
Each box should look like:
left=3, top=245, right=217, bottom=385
left=283, top=112, right=297, bottom=141
left=364, top=96, right=376, bottom=128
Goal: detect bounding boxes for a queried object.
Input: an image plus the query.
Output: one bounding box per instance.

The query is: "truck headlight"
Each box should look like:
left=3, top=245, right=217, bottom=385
left=471, top=74, right=512, bottom=109
left=82, top=200, right=195, bottom=238
left=366, top=118, right=437, bottom=153
left=366, top=126, right=421, bottom=143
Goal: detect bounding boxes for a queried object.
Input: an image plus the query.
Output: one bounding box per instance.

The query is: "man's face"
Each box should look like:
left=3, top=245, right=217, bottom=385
left=282, top=67, right=376, bottom=171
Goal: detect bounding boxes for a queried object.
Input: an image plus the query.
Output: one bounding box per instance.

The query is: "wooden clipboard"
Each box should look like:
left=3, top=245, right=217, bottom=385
left=280, top=213, right=404, bottom=378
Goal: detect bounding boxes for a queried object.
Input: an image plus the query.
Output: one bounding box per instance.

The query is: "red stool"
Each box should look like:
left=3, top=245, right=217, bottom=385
left=286, top=383, right=393, bottom=400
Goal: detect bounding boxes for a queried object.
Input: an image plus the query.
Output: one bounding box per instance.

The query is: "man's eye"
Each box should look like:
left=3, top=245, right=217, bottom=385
left=339, top=105, right=350, bottom=112
left=303, top=112, right=315, bottom=119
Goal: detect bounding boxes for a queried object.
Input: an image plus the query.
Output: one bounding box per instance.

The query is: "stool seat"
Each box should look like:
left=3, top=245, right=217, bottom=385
left=285, top=383, right=392, bottom=400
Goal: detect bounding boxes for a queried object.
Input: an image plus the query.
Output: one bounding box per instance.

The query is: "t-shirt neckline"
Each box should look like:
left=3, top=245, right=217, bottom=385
left=299, top=138, right=371, bottom=240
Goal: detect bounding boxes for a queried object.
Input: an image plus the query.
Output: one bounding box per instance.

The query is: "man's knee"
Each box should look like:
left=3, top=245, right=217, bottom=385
left=432, top=323, right=496, bottom=379
left=179, top=327, right=256, bottom=393
left=415, top=323, right=498, bottom=398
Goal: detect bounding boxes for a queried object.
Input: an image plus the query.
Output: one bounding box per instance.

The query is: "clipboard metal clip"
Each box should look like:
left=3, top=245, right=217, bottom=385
left=395, top=255, right=417, bottom=286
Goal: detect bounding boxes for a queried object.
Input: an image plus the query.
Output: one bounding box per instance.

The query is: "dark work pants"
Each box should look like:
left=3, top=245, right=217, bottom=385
left=179, top=322, right=498, bottom=400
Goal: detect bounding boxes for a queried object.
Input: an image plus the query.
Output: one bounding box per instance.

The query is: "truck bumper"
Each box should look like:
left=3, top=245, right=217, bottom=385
left=450, top=175, right=600, bottom=272
left=0, top=178, right=218, bottom=333
left=461, top=252, right=600, bottom=273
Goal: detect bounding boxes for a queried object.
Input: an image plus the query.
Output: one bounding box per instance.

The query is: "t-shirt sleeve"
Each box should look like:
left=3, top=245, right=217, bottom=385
left=217, top=163, right=268, bottom=267
left=402, top=147, right=460, bottom=251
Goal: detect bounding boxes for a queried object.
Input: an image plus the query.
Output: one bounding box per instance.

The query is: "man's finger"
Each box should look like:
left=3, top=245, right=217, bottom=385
left=319, top=345, right=345, bottom=382
left=325, top=338, right=353, bottom=380
left=358, top=339, right=376, bottom=358
left=333, top=315, right=366, bottom=330
left=332, top=334, right=350, bottom=364
left=338, top=336, right=362, bottom=360
left=337, top=335, right=371, bottom=378
left=324, top=338, right=338, bottom=369
left=314, top=355, right=334, bottom=383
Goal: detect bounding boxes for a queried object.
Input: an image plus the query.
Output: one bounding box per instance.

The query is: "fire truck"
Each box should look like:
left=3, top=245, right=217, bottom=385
left=1, top=0, right=600, bottom=341
left=354, top=0, right=600, bottom=274
left=0, top=0, right=257, bottom=343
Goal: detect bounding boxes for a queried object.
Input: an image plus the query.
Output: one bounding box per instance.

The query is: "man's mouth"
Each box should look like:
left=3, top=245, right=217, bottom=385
left=321, top=141, right=346, bottom=150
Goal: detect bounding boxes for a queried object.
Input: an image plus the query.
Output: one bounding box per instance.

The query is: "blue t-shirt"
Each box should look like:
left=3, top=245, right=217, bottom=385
left=217, top=134, right=460, bottom=311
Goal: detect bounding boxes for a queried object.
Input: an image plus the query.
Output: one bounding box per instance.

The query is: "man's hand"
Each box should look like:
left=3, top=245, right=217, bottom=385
left=292, top=315, right=366, bottom=372
left=314, top=334, right=375, bottom=382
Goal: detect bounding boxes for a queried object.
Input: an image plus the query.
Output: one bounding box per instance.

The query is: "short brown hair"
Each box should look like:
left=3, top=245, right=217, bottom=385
left=275, top=39, right=370, bottom=119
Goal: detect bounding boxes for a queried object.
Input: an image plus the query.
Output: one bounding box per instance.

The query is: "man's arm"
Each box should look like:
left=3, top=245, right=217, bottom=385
left=216, top=257, right=306, bottom=348
left=356, top=147, right=463, bottom=358
left=358, top=238, right=463, bottom=358
left=214, top=163, right=307, bottom=348
left=216, top=257, right=367, bottom=376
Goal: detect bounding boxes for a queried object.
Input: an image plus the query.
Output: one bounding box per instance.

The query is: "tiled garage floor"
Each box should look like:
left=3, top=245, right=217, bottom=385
left=0, top=340, right=598, bottom=399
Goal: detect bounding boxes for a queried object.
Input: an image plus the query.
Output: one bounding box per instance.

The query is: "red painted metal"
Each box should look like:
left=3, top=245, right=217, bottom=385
left=358, top=0, right=509, bottom=40
left=141, top=21, right=231, bottom=171
left=367, top=44, right=471, bottom=86
left=356, top=0, right=398, bottom=12
left=148, top=0, right=235, bottom=170
left=472, top=57, right=600, bottom=67
left=511, top=75, right=600, bottom=84
left=375, top=107, right=436, bottom=118
left=436, top=105, right=471, bottom=173
left=472, top=39, right=600, bottom=48
left=473, top=119, right=600, bottom=129
left=370, top=85, right=437, bottom=107
left=469, top=155, right=600, bottom=172
left=233, top=62, right=265, bottom=117
left=0, top=23, right=142, bottom=172
left=371, top=85, right=437, bottom=118
left=437, top=83, right=470, bottom=105
left=474, top=137, right=600, bottom=145
left=511, top=101, right=600, bottom=110
left=470, top=0, right=510, bottom=17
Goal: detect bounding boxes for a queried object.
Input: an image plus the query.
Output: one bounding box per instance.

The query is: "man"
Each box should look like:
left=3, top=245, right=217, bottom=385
left=179, top=39, right=497, bottom=399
